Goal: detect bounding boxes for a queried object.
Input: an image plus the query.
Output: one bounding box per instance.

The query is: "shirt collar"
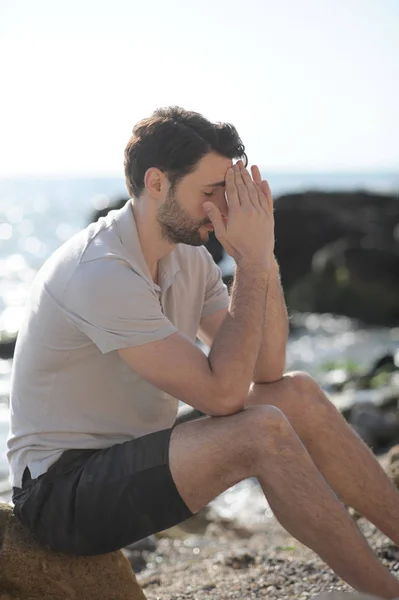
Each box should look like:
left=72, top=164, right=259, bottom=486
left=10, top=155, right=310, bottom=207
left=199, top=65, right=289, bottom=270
left=112, top=199, right=180, bottom=292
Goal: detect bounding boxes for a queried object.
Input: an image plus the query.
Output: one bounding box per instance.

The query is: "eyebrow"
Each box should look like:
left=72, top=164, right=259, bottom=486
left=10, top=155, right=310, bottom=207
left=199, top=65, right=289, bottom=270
left=204, top=181, right=225, bottom=188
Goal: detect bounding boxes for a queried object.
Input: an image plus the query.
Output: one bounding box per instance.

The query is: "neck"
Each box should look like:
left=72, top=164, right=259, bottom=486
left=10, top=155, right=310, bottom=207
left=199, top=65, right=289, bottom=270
left=131, top=198, right=175, bottom=283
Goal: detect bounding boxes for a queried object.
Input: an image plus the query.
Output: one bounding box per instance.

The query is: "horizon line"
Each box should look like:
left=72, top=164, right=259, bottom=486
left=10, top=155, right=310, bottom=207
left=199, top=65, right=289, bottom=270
left=0, top=167, right=398, bottom=182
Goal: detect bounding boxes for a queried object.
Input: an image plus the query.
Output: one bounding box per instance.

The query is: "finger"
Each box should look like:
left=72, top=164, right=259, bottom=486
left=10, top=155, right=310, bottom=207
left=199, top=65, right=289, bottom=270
left=225, top=166, right=240, bottom=209
left=261, top=179, right=274, bottom=212
left=234, top=164, right=251, bottom=208
left=251, top=165, right=262, bottom=186
left=240, top=165, right=261, bottom=209
left=203, top=202, right=226, bottom=240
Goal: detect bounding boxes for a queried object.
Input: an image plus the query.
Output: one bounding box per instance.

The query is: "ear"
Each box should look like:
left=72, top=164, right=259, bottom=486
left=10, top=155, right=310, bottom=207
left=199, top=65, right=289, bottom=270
left=143, top=167, right=168, bottom=199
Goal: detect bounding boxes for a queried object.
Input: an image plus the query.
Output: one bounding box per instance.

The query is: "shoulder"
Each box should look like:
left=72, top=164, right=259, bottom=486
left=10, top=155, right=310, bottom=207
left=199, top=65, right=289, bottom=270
left=36, top=216, right=128, bottom=295
left=63, top=234, right=154, bottom=309
left=68, top=256, right=153, bottom=304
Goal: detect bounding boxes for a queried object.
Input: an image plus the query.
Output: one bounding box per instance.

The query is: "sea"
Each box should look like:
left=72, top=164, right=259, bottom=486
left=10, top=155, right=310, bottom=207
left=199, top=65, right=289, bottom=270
left=0, top=170, right=398, bottom=521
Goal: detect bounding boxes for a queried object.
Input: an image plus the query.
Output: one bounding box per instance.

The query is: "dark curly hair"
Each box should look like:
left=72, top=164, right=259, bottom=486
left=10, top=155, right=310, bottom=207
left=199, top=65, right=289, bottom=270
left=124, top=106, right=247, bottom=198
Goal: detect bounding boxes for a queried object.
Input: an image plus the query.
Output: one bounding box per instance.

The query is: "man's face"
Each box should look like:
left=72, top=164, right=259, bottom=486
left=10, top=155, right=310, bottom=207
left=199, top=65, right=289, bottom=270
left=157, top=152, right=232, bottom=246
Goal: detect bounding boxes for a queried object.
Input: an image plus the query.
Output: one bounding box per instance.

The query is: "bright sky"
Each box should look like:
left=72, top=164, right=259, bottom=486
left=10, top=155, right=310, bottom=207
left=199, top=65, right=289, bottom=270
left=1, top=0, right=398, bottom=177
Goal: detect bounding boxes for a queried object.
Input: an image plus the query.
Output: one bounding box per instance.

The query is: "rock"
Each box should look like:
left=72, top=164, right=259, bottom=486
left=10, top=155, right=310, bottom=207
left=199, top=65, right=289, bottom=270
left=274, top=190, right=399, bottom=287
left=224, top=551, right=256, bottom=569
left=329, top=385, right=399, bottom=420
left=326, top=353, right=399, bottom=425
left=273, top=190, right=399, bottom=325
left=354, top=353, right=398, bottom=391
left=348, top=402, right=399, bottom=449
left=0, top=503, right=146, bottom=599
left=0, top=333, right=16, bottom=360
left=377, top=543, right=399, bottom=562
left=122, top=536, right=158, bottom=573
left=313, top=594, right=384, bottom=600
left=327, top=352, right=396, bottom=390
left=274, top=194, right=353, bottom=290
left=291, top=240, right=399, bottom=325
left=203, top=231, right=224, bottom=265
left=387, top=444, right=399, bottom=489
left=121, top=548, right=148, bottom=574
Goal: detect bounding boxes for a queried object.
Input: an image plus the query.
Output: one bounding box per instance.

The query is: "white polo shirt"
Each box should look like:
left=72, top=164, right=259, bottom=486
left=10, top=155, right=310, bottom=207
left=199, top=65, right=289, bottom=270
left=7, top=200, right=229, bottom=488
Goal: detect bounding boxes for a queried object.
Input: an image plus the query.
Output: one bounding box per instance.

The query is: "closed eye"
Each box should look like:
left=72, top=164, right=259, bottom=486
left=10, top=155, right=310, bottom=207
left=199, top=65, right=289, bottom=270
left=204, top=192, right=214, bottom=197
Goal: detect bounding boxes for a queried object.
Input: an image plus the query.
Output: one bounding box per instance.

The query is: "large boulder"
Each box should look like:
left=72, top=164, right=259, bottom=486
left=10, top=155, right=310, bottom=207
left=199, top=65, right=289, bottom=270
left=273, top=190, right=399, bottom=325
left=0, top=503, right=146, bottom=600
left=274, top=190, right=399, bottom=287
left=348, top=402, right=399, bottom=449
left=288, top=239, right=399, bottom=325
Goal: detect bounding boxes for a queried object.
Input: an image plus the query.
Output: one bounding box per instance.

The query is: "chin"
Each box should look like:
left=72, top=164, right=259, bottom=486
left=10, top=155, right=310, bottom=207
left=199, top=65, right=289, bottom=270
left=187, top=235, right=207, bottom=247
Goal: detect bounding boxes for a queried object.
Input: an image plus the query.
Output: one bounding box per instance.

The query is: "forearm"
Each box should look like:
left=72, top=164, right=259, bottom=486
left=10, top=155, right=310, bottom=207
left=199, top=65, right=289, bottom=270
left=208, top=261, right=270, bottom=410
left=252, top=258, right=289, bottom=384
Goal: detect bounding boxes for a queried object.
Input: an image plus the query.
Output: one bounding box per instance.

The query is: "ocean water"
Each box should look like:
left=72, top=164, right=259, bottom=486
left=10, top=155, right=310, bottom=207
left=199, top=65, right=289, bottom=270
left=0, top=171, right=398, bottom=517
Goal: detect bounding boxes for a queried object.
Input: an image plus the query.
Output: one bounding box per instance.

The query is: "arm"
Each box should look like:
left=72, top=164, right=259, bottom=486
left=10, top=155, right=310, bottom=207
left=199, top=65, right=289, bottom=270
left=198, top=258, right=288, bottom=384
left=118, top=261, right=269, bottom=417
left=199, top=166, right=287, bottom=383
left=252, top=256, right=288, bottom=384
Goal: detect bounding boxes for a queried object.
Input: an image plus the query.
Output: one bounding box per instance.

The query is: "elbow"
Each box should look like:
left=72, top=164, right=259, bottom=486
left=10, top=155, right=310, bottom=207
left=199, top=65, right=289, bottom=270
left=208, top=386, right=246, bottom=417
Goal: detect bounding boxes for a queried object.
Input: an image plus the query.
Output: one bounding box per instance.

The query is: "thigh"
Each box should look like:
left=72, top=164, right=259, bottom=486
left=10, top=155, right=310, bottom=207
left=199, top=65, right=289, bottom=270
left=169, top=405, right=279, bottom=514
left=13, top=430, right=193, bottom=556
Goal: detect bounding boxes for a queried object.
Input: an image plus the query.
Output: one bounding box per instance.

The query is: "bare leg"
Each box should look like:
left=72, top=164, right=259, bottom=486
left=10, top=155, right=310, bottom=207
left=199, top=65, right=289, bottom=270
left=247, top=372, right=399, bottom=546
left=169, top=405, right=399, bottom=598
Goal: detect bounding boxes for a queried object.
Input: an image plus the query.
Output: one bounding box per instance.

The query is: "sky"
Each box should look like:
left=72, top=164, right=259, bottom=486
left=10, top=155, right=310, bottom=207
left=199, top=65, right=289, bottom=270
left=0, top=0, right=398, bottom=177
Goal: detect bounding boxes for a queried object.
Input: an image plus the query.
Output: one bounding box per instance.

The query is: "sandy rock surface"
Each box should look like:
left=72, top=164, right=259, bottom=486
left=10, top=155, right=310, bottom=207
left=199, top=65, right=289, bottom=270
left=137, top=517, right=398, bottom=599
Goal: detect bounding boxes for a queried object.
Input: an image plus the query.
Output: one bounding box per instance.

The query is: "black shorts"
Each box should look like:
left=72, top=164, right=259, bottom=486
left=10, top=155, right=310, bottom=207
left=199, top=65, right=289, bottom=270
left=12, top=428, right=193, bottom=556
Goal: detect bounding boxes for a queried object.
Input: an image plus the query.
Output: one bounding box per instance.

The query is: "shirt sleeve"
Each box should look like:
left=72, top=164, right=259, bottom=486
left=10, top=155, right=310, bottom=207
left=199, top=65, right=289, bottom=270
left=200, top=248, right=230, bottom=319
left=62, top=257, right=178, bottom=354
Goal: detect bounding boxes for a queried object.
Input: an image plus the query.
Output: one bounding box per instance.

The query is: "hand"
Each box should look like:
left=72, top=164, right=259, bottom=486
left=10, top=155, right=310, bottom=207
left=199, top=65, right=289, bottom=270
left=203, top=161, right=275, bottom=267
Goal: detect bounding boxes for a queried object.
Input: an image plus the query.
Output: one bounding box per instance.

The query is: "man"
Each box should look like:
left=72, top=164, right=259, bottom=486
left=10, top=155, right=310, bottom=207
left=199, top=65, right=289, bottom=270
left=7, top=107, right=399, bottom=597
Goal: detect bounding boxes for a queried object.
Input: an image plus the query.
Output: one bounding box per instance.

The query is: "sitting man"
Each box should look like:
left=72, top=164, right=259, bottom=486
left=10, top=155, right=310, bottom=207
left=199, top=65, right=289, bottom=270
left=7, top=106, right=399, bottom=598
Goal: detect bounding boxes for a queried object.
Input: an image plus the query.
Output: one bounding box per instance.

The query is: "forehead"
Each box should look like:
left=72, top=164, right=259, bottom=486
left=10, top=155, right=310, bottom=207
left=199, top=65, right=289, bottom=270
left=190, top=152, right=233, bottom=184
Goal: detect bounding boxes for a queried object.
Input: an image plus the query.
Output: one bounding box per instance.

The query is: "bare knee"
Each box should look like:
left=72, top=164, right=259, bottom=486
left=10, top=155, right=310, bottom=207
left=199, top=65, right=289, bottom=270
left=281, top=371, right=333, bottom=416
left=283, top=371, right=319, bottom=395
left=241, top=405, right=300, bottom=470
left=245, top=404, right=290, bottom=431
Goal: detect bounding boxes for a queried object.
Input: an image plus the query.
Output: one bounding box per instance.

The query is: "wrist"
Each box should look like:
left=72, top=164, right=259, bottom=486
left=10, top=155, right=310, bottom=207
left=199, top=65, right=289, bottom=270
left=235, top=256, right=272, bottom=273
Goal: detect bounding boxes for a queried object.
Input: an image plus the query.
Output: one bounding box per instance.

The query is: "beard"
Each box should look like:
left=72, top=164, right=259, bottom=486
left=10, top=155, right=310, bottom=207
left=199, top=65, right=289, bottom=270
left=157, top=187, right=210, bottom=246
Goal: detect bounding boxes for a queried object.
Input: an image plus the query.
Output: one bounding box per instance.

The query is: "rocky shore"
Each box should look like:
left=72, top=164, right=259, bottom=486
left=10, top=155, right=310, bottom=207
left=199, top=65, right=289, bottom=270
left=136, top=514, right=398, bottom=599
left=129, top=449, right=399, bottom=599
